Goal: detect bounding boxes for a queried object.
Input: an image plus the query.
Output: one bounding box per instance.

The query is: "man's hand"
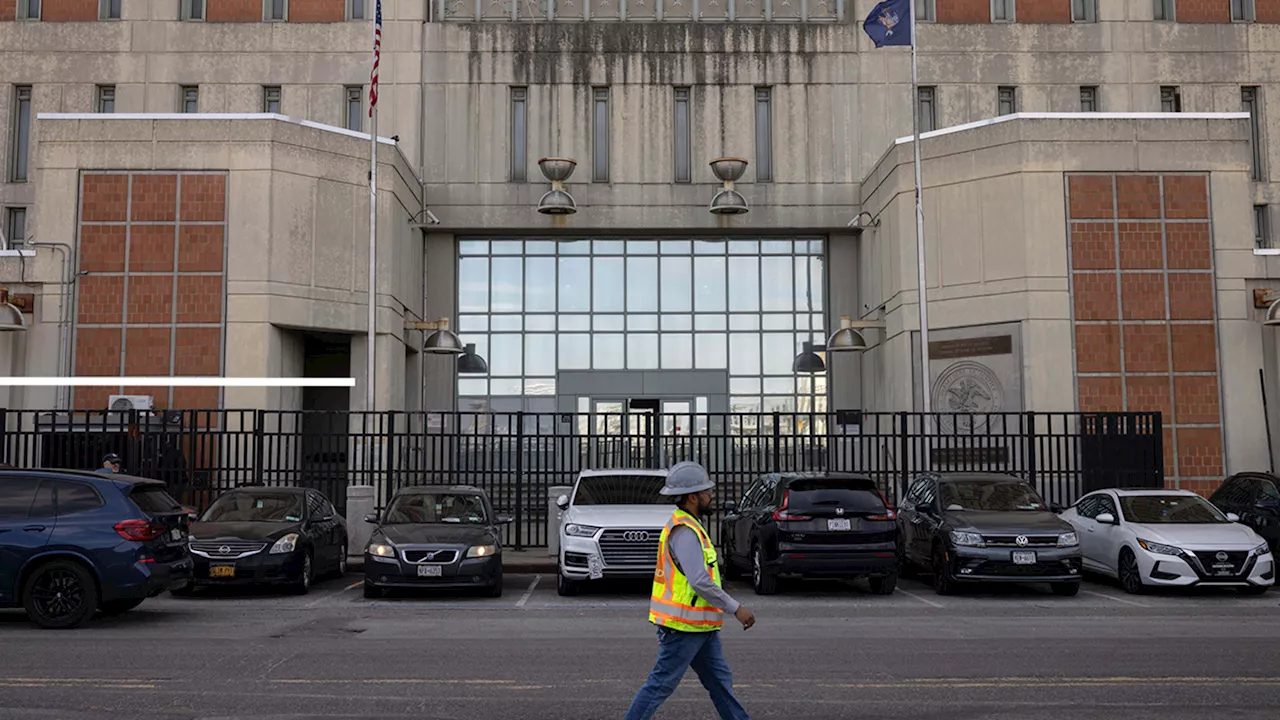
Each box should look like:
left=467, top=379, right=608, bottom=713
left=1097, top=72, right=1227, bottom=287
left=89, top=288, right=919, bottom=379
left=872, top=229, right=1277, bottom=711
left=734, top=606, right=755, bottom=630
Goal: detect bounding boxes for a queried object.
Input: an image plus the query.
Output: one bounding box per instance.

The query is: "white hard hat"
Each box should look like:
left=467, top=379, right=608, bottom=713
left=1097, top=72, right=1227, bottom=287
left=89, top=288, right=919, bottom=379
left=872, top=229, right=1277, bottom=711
left=659, top=461, right=715, bottom=496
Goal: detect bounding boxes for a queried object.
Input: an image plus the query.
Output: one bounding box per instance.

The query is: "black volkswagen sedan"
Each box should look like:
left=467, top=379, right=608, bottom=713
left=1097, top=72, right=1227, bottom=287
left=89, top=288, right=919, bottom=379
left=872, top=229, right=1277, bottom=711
left=897, top=472, right=1082, bottom=596
left=363, top=485, right=510, bottom=598
left=183, top=486, right=348, bottom=595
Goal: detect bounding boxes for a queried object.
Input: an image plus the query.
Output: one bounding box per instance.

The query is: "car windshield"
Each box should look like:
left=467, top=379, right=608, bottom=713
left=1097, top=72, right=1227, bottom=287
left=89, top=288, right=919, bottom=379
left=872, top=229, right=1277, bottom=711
left=572, top=475, right=667, bottom=505
left=1120, top=495, right=1227, bottom=524
left=201, top=492, right=303, bottom=523
left=384, top=493, right=488, bottom=524
left=939, top=480, right=1046, bottom=512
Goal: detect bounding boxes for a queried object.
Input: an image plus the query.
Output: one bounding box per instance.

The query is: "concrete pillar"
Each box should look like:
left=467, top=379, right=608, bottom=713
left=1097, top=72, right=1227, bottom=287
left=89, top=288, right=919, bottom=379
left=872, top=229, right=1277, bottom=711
left=346, top=484, right=377, bottom=560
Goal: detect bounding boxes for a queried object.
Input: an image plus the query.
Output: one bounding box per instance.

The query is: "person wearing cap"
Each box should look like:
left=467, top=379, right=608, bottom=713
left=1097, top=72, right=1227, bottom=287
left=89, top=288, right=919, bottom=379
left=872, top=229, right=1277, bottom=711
left=625, top=461, right=754, bottom=720
left=96, top=453, right=122, bottom=475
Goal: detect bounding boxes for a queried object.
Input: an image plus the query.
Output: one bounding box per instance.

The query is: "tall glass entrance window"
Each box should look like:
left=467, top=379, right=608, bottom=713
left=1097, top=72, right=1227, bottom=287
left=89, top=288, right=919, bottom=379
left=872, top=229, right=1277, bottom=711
left=455, top=237, right=827, bottom=416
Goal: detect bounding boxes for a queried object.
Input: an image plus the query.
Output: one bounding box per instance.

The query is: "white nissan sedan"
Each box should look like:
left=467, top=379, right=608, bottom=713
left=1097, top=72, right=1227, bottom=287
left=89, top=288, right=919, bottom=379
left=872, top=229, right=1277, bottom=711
left=1061, top=489, right=1274, bottom=595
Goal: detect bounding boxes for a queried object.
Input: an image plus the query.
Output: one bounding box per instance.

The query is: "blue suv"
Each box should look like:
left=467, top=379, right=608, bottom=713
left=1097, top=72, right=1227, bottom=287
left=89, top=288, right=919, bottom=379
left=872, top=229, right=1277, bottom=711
left=0, top=469, right=193, bottom=628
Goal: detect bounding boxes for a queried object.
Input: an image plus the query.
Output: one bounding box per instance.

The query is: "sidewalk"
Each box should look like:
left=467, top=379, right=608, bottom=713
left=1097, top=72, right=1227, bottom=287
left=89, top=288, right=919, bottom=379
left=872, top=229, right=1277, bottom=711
left=347, top=548, right=558, bottom=574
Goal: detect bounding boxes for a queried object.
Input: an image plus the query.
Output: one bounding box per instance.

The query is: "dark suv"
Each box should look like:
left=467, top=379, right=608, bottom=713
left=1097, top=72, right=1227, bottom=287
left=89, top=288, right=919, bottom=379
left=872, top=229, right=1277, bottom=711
left=1209, top=472, right=1280, bottom=555
left=720, top=473, right=900, bottom=595
left=0, top=470, right=193, bottom=628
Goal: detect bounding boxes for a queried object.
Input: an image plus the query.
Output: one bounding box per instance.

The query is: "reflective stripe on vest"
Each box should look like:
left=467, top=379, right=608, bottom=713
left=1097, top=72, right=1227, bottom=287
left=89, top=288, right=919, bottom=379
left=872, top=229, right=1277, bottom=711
left=648, top=509, right=725, bottom=632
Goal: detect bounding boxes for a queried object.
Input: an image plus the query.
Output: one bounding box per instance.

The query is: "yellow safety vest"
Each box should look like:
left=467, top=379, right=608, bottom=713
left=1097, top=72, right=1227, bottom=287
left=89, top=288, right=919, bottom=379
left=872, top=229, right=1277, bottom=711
left=648, top=509, right=725, bottom=632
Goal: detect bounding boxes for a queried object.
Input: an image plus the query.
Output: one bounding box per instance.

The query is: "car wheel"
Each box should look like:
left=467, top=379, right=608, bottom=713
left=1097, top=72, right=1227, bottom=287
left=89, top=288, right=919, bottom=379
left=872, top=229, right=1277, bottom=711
left=869, top=571, right=898, bottom=595
left=362, top=582, right=383, bottom=599
left=1051, top=582, right=1081, bottom=597
left=752, top=544, right=778, bottom=596
left=99, top=598, right=145, bottom=616
left=487, top=569, right=504, bottom=598
left=292, top=551, right=313, bottom=595
left=896, top=544, right=914, bottom=578
left=23, top=560, right=99, bottom=630
left=1118, top=548, right=1146, bottom=595
left=170, top=583, right=197, bottom=597
left=336, top=544, right=348, bottom=577
left=1240, top=584, right=1269, bottom=596
left=557, top=573, right=579, bottom=597
left=720, top=546, right=740, bottom=581
left=931, top=543, right=955, bottom=596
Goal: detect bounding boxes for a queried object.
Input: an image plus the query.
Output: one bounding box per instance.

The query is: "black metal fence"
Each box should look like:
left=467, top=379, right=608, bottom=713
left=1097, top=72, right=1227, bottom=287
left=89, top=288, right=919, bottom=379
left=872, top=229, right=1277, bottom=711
left=0, top=409, right=1163, bottom=549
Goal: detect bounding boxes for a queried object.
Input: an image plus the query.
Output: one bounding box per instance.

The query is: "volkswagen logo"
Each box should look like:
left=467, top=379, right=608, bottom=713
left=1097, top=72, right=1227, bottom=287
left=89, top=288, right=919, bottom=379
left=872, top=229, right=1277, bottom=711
left=1015, top=536, right=1029, bottom=547
left=623, top=531, right=651, bottom=542
left=1216, top=551, right=1229, bottom=562
left=218, top=545, right=231, bottom=555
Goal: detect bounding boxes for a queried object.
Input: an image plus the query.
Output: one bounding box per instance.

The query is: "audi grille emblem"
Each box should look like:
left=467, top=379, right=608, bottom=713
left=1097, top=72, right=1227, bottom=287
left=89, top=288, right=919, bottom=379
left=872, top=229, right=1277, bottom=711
left=219, top=545, right=231, bottom=555
left=1216, top=551, right=1229, bottom=562
left=623, top=531, right=650, bottom=542
left=836, top=508, right=845, bottom=516
left=1015, top=536, right=1029, bottom=547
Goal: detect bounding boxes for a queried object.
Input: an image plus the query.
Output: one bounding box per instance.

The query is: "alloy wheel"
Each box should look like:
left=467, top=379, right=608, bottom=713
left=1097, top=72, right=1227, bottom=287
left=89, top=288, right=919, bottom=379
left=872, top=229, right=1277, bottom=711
left=30, top=568, right=85, bottom=623
left=1119, top=550, right=1143, bottom=594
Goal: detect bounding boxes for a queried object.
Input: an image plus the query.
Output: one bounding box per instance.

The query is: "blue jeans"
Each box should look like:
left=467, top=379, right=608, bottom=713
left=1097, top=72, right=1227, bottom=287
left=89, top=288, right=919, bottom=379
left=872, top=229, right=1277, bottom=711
left=625, top=626, right=750, bottom=720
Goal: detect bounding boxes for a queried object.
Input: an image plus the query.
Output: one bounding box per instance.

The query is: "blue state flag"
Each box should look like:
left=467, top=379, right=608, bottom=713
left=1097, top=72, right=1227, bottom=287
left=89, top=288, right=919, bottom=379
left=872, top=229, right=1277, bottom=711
left=864, top=0, right=912, bottom=48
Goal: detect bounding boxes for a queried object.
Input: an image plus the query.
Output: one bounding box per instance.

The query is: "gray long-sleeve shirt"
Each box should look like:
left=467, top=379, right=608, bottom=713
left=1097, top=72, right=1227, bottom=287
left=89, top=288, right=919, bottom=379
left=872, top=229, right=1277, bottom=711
left=668, top=525, right=741, bottom=615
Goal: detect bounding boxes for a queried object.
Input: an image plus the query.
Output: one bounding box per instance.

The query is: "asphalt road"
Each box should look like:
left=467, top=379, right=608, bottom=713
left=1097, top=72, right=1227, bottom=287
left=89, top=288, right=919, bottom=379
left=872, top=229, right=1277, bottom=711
left=1, top=573, right=1278, bottom=720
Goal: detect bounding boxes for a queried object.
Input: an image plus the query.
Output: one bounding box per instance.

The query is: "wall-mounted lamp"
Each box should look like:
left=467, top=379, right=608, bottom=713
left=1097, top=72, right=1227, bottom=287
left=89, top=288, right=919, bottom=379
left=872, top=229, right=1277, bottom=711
left=1257, top=289, right=1280, bottom=327
left=406, top=317, right=465, bottom=354
left=0, top=289, right=27, bottom=332
left=709, top=157, right=749, bottom=215
left=847, top=211, right=881, bottom=229
left=826, top=315, right=886, bottom=353
left=792, top=341, right=826, bottom=374
left=537, top=157, right=578, bottom=215
left=457, top=344, right=489, bottom=374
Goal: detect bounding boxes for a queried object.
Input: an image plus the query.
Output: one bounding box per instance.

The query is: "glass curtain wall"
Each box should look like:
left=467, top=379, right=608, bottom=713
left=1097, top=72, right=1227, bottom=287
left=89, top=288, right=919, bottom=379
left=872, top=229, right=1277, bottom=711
left=456, top=237, right=827, bottom=423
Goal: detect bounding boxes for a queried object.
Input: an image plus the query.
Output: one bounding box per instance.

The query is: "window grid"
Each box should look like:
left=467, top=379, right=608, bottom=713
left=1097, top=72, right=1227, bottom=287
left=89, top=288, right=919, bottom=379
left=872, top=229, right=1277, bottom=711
left=4, top=207, right=26, bottom=250
left=264, top=86, right=282, bottom=114
left=510, top=87, right=528, bottom=183
left=349, top=0, right=366, bottom=19
left=1080, top=86, right=1099, bottom=112
left=182, top=0, right=205, bottom=20
left=592, top=88, right=610, bottom=183
left=1232, top=0, right=1255, bottom=22
left=181, top=86, right=199, bottom=114
left=265, top=0, right=287, bottom=21
left=917, top=86, right=937, bottom=133
left=345, top=86, right=363, bottom=131
left=674, top=87, right=692, bottom=184
left=1071, top=0, right=1097, bottom=22
left=991, top=0, right=1014, bottom=22
left=998, top=87, right=1017, bottom=116
left=755, top=88, right=773, bottom=183
left=916, top=0, right=935, bottom=22
left=100, top=0, right=121, bottom=18
left=10, top=87, right=31, bottom=182
left=455, top=238, right=827, bottom=417
left=1243, top=87, right=1264, bottom=182
left=1153, top=0, right=1175, bottom=21
left=1255, top=206, right=1270, bottom=249
left=98, top=86, right=115, bottom=114
left=1160, top=86, right=1182, bottom=113
left=21, top=0, right=39, bottom=19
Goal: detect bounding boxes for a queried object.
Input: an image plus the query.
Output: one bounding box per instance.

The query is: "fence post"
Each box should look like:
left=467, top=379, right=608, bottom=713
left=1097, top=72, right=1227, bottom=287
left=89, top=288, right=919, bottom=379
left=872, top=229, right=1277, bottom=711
left=253, top=409, right=265, bottom=483
left=386, top=411, right=397, bottom=499
left=897, top=412, right=910, bottom=499
left=0, top=408, right=7, bottom=465
left=515, top=411, right=525, bottom=551
left=771, top=412, right=781, bottom=471
left=1025, top=411, right=1038, bottom=489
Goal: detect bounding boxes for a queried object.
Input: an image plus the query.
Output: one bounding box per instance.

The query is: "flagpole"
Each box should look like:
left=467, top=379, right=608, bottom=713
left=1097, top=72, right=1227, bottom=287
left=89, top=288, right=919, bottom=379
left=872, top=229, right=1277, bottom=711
left=907, top=1, right=931, bottom=415
left=366, top=5, right=379, bottom=414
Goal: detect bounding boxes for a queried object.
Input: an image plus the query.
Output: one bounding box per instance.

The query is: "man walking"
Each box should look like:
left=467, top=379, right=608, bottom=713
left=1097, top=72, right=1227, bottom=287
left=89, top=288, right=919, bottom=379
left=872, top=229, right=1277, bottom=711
left=625, top=461, right=755, bottom=720
left=96, top=453, right=122, bottom=475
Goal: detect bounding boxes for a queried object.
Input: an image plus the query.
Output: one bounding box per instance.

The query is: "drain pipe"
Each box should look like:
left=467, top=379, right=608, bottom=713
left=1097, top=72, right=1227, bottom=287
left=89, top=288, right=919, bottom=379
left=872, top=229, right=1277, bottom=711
left=29, top=240, right=74, bottom=409
left=420, top=0, right=430, bottom=222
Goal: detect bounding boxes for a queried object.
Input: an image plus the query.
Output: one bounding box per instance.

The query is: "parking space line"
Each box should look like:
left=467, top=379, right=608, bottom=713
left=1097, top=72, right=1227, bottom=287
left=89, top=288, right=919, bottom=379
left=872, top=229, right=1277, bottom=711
left=897, top=589, right=944, bottom=608
left=1080, top=589, right=1149, bottom=608
left=516, top=575, right=542, bottom=608
left=345, top=580, right=362, bottom=590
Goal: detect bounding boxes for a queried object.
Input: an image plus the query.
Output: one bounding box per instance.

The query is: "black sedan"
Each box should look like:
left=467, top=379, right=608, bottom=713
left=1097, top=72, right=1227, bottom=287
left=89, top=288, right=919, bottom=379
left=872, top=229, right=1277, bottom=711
left=363, top=485, right=510, bottom=598
left=1209, top=472, right=1280, bottom=554
left=897, top=472, right=1082, bottom=596
left=182, top=486, right=348, bottom=595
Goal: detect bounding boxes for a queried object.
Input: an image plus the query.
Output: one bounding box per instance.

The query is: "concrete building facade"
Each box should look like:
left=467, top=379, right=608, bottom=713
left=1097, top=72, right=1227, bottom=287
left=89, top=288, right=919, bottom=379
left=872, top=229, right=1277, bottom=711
left=2, top=2, right=1280, bottom=494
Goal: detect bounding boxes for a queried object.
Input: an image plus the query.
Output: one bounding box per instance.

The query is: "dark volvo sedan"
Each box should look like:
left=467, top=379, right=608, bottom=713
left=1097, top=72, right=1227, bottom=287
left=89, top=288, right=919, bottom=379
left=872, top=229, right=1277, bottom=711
left=363, top=485, right=510, bottom=598
left=183, top=486, right=347, bottom=595
left=897, top=472, right=1082, bottom=596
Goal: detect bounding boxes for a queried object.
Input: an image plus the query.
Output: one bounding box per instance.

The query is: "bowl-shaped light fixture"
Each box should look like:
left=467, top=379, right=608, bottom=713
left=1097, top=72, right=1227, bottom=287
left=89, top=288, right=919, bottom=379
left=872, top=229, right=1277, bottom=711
left=710, top=189, right=749, bottom=215
left=826, top=316, right=870, bottom=353
left=537, top=189, right=577, bottom=215
left=537, top=157, right=578, bottom=216
left=538, top=157, right=577, bottom=183
left=792, top=341, right=826, bottom=373
left=709, top=157, right=749, bottom=183
left=1265, top=298, right=1280, bottom=327
left=0, top=289, right=26, bottom=332
left=708, top=157, right=750, bottom=216
left=423, top=318, right=465, bottom=355
left=457, top=344, right=489, bottom=374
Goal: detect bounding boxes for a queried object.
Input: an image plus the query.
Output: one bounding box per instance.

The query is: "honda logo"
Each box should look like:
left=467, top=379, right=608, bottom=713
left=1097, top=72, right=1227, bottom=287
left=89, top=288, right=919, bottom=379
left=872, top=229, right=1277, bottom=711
left=1015, top=536, right=1029, bottom=547
left=623, top=531, right=651, bottom=542
left=835, top=508, right=844, bottom=516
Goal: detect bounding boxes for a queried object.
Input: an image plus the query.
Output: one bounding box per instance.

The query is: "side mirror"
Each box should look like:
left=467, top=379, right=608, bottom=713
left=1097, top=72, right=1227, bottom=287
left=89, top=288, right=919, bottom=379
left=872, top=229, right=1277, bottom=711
left=1096, top=512, right=1116, bottom=525
left=723, top=500, right=738, bottom=513
left=556, top=495, right=569, bottom=511
left=1050, top=503, right=1065, bottom=514
left=915, top=503, right=933, bottom=515
left=1226, top=512, right=1241, bottom=523
left=497, top=515, right=514, bottom=524
left=364, top=513, right=378, bottom=524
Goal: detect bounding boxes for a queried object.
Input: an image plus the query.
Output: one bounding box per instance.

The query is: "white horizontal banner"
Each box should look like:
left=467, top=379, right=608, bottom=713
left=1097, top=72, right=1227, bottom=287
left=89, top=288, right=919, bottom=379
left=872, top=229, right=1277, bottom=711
left=0, top=377, right=356, bottom=387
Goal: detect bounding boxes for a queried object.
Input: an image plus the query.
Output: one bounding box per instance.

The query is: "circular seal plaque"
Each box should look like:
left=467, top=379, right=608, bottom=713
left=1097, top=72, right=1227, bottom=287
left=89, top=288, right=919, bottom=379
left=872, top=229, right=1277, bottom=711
left=930, top=360, right=1005, bottom=433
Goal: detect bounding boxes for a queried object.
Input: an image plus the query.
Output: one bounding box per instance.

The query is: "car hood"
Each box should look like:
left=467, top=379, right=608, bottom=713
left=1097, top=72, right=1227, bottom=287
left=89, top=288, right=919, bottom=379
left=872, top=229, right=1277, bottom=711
left=1129, top=522, right=1263, bottom=549
left=945, top=510, right=1073, bottom=535
left=376, top=523, right=496, bottom=546
left=189, top=521, right=300, bottom=542
left=564, top=505, right=674, bottom=529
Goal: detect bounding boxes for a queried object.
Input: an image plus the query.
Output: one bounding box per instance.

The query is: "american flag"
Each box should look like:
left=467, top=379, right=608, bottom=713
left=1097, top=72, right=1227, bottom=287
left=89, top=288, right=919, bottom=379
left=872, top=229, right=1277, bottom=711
left=369, top=0, right=381, bottom=117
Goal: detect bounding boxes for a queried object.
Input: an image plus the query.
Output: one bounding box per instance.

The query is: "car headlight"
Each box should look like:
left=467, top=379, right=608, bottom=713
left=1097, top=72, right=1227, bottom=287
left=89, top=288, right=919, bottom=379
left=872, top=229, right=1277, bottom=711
left=269, top=533, right=299, bottom=554
left=950, top=531, right=985, bottom=547
left=1253, top=542, right=1271, bottom=557
left=1137, top=538, right=1182, bottom=556
left=368, top=543, right=396, bottom=558
left=466, top=544, right=498, bottom=558
left=564, top=524, right=600, bottom=538
left=1057, top=532, right=1079, bottom=548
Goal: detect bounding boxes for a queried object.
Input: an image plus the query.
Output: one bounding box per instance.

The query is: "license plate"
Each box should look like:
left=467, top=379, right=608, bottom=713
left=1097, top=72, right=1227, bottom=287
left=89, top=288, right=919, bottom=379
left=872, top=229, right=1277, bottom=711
left=1212, top=563, right=1235, bottom=575
left=417, top=565, right=442, bottom=577
left=1012, top=551, right=1037, bottom=565
left=210, top=564, right=235, bottom=578
left=169, top=528, right=183, bottom=542
left=827, top=518, right=852, bottom=531
left=587, top=553, right=605, bottom=580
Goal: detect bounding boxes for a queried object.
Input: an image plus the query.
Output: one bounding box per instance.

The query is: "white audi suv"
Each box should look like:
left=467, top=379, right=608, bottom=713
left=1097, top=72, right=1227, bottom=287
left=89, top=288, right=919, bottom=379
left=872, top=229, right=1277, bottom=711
left=555, top=468, right=672, bottom=596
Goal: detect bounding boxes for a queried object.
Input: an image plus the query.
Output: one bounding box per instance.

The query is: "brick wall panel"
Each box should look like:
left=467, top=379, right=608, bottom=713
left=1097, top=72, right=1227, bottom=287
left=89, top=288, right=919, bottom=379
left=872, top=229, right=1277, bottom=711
left=289, top=0, right=346, bottom=22
left=207, top=0, right=264, bottom=21
left=1174, top=376, right=1221, bottom=424
left=937, top=0, right=992, bottom=22
left=77, top=275, right=124, bottom=324
left=1126, top=375, right=1172, bottom=420
left=1122, top=324, right=1170, bottom=373
left=1117, top=222, right=1165, bottom=269
left=1077, top=376, right=1123, bottom=412
left=1168, top=273, right=1215, bottom=320
left=1181, top=479, right=1218, bottom=498
left=1176, top=428, right=1224, bottom=477
left=128, top=225, right=176, bottom=272
left=80, top=225, right=126, bottom=273
left=1166, top=223, right=1212, bottom=269
left=0, top=4, right=15, bottom=20
left=130, top=175, right=178, bottom=222
left=1070, top=223, right=1116, bottom=270
left=1170, top=324, right=1218, bottom=371
left=73, top=387, right=113, bottom=411
left=1163, top=175, right=1210, bottom=218
left=176, top=276, right=224, bottom=323
left=126, top=275, right=174, bottom=324
left=1072, top=273, right=1118, bottom=320
left=1259, top=0, right=1280, bottom=23
left=1120, top=273, right=1167, bottom=320
left=1067, top=175, right=1114, bottom=219
left=173, top=386, right=221, bottom=410
left=81, top=175, right=129, bottom=222
left=175, top=327, right=222, bottom=375
left=74, top=327, right=122, bottom=376
left=1115, top=175, right=1162, bottom=219
left=124, top=327, right=173, bottom=376
left=180, top=175, right=228, bottom=221
left=1176, top=0, right=1230, bottom=23
left=121, top=386, right=170, bottom=410
left=41, top=0, right=98, bottom=21
left=1017, top=0, right=1071, bottom=23
left=178, top=225, right=225, bottom=272
left=1074, top=325, right=1121, bottom=373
